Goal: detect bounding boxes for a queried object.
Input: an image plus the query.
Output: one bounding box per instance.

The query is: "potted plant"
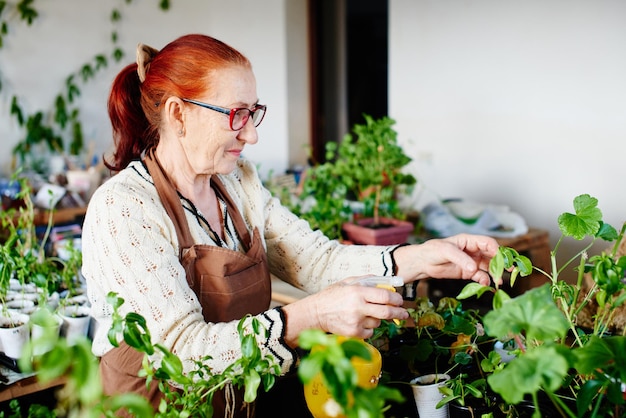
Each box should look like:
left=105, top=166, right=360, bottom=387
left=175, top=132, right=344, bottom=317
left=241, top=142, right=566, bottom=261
left=13, top=292, right=283, bottom=417
left=458, top=194, right=626, bottom=417
left=364, top=295, right=498, bottom=417
left=273, top=115, right=417, bottom=244
left=0, top=173, right=82, bottom=361
left=334, top=114, right=417, bottom=245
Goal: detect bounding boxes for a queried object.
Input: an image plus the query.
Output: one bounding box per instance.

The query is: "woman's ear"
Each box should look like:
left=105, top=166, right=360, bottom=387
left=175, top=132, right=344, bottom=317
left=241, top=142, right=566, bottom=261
left=163, top=96, right=186, bottom=137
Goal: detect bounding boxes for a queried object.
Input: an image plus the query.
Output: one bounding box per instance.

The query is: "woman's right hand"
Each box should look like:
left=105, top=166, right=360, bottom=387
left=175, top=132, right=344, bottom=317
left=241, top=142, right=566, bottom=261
left=280, top=276, right=408, bottom=347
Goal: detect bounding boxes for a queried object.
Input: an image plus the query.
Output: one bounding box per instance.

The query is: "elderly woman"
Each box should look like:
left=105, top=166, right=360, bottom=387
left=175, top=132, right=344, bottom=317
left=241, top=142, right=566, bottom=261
left=81, top=33, right=499, bottom=417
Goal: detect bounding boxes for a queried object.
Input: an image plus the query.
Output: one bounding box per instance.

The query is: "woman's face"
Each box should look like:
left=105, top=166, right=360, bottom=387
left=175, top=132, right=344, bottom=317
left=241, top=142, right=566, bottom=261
left=181, top=65, right=260, bottom=176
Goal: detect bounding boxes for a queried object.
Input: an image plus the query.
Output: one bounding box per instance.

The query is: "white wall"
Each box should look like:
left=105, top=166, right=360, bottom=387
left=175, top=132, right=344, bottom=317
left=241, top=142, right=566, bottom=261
left=3, top=0, right=624, bottom=279
left=390, top=0, right=626, bottom=277
left=0, top=0, right=305, bottom=180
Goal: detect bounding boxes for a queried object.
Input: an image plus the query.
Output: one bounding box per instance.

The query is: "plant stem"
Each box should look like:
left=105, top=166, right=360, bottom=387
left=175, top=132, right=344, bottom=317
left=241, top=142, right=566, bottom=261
left=545, top=390, right=577, bottom=418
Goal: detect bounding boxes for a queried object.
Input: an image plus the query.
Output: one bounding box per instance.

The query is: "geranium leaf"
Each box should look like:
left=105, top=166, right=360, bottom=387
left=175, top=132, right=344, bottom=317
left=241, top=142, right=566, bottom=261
left=557, top=194, right=602, bottom=240
left=487, top=344, right=570, bottom=405
left=483, top=284, right=568, bottom=343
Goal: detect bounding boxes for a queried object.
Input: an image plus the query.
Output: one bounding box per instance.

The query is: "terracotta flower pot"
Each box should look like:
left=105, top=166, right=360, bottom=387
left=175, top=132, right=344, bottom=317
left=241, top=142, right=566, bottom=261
left=342, top=217, right=414, bottom=245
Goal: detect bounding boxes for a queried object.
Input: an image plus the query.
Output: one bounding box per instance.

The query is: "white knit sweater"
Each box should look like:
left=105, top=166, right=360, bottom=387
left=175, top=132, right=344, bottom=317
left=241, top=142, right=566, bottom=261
left=82, top=158, right=398, bottom=375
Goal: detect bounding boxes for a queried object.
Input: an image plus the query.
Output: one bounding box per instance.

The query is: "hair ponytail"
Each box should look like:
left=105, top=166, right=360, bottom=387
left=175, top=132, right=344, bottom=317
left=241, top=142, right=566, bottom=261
left=105, top=63, right=155, bottom=171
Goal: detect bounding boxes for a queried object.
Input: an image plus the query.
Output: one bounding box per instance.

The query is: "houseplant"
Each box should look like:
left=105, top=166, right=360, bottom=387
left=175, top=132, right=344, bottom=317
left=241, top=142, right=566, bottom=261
left=14, top=293, right=404, bottom=417
left=458, top=193, right=626, bottom=417
left=335, top=114, right=417, bottom=245
left=288, top=115, right=417, bottom=244
left=0, top=173, right=85, bottom=360
left=2, top=1, right=171, bottom=176
left=298, top=329, right=404, bottom=418
left=16, top=292, right=282, bottom=417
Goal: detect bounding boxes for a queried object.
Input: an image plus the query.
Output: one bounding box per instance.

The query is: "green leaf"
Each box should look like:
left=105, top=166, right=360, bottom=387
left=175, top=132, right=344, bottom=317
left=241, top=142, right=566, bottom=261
left=489, top=250, right=505, bottom=282
left=492, top=289, right=511, bottom=310
left=576, top=379, right=605, bottom=417
left=573, top=335, right=626, bottom=377
left=243, top=369, right=261, bottom=403
left=298, top=351, right=325, bottom=383
left=557, top=194, right=602, bottom=240
left=487, top=344, right=571, bottom=404
left=103, top=393, right=154, bottom=417
left=597, top=222, right=618, bottom=241
left=72, top=340, right=103, bottom=404
left=483, top=284, right=568, bottom=343
left=457, top=282, right=492, bottom=300
left=341, top=339, right=372, bottom=361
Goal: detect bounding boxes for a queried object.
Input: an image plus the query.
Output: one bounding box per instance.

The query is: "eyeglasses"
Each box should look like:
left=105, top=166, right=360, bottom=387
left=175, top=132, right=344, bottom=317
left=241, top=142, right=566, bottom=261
left=182, top=98, right=267, bottom=131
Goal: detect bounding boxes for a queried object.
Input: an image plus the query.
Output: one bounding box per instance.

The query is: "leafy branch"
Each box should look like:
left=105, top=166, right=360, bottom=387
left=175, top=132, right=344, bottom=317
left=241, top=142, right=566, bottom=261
left=3, top=1, right=172, bottom=170
left=18, top=291, right=280, bottom=417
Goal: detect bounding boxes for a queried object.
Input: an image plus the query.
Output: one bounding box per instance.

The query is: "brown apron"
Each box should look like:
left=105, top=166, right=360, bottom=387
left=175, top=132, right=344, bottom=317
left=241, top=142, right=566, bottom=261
left=100, top=150, right=271, bottom=417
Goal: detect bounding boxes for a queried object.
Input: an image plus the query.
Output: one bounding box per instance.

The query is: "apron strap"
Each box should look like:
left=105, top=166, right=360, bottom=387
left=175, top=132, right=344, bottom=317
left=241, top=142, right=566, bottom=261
left=210, top=176, right=252, bottom=248
left=144, top=149, right=195, bottom=252
left=145, top=148, right=254, bottom=253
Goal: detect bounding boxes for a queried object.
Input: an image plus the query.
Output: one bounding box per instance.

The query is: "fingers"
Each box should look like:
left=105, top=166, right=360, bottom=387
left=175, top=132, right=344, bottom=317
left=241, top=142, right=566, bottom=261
left=313, top=285, right=408, bottom=338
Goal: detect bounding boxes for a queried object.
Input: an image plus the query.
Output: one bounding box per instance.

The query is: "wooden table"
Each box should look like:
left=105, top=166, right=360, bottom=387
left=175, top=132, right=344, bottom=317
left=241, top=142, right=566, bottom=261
left=0, top=375, right=66, bottom=403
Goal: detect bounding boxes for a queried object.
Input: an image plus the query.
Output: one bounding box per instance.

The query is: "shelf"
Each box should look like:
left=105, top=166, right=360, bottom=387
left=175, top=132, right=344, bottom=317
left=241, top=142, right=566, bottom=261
left=0, top=375, right=66, bottom=403
left=33, top=207, right=86, bottom=226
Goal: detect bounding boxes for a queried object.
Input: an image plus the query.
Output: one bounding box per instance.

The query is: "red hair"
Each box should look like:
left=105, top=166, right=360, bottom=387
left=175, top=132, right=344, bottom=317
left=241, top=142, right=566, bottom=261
left=105, top=34, right=251, bottom=171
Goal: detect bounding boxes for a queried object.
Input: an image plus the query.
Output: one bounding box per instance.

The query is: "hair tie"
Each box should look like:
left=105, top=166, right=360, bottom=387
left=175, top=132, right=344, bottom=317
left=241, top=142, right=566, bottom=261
left=136, top=43, right=159, bottom=83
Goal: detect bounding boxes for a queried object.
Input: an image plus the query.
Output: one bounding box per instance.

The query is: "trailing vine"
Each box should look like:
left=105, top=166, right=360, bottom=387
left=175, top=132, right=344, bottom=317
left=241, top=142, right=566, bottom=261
left=0, top=0, right=171, bottom=173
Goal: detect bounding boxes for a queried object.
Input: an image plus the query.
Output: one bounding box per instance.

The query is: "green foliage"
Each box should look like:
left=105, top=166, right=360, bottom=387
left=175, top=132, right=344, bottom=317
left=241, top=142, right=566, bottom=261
left=458, top=194, right=626, bottom=417
left=0, top=0, right=38, bottom=50
left=333, top=114, right=416, bottom=224
left=295, top=144, right=353, bottom=240
left=16, top=292, right=281, bottom=417
left=286, top=114, right=417, bottom=239
left=0, top=175, right=71, bottom=311
left=106, top=292, right=281, bottom=416
left=3, top=1, right=169, bottom=171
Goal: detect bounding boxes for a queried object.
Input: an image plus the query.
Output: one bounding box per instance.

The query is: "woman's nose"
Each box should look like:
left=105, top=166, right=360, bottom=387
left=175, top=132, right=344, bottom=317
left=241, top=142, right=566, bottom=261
left=237, top=118, right=259, bottom=144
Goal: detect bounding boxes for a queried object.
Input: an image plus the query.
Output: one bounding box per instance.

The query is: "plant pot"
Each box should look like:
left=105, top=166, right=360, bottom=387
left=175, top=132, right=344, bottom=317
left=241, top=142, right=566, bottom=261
left=0, top=312, right=30, bottom=359
left=59, top=305, right=91, bottom=345
left=342, top=217, right=414, bottom=245
left=409, top=373, right=450, bottom=418
left=5, top=298, right=36, bottom=315
left=30, top=308, right=63, bottom=355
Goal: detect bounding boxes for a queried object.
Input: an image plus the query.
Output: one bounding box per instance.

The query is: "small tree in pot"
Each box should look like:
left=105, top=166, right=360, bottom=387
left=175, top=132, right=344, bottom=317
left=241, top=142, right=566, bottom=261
left=336, top=114, right=417, bottom=245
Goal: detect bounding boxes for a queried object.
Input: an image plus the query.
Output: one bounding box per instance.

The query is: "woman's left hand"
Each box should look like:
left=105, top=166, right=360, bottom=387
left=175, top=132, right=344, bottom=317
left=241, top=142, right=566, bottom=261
left=393, top=233, right=500, bottom=286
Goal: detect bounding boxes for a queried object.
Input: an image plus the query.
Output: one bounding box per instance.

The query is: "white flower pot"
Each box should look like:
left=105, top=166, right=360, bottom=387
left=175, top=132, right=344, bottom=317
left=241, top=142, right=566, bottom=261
left=5, top=298, right=36, bottom=315
left=409, top=373, right=450, bottom=418
left=30, top=309, right=63, bottom=355
left=59, top=305, right=91, bottom=345
left=0, top=312, right=31, bottom=359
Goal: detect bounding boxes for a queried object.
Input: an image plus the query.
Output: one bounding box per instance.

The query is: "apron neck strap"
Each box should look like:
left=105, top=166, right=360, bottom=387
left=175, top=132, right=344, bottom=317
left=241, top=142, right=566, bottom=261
left=210, top=176, right=252, bottom=247
left=144, top=148, right=253, bottom=252
left=144, top=149, right=195, bottom=251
